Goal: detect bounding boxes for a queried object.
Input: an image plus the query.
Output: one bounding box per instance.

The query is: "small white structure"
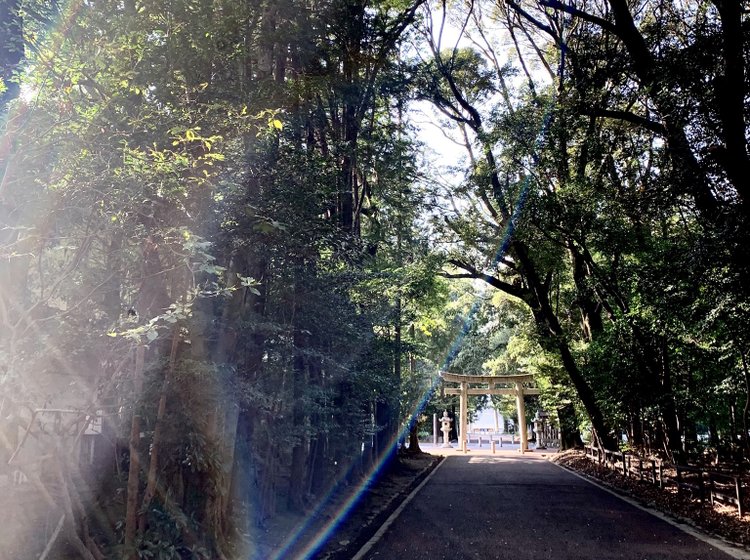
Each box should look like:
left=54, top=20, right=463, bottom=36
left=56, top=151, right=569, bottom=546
left=470, top=405, right=505, bottom=434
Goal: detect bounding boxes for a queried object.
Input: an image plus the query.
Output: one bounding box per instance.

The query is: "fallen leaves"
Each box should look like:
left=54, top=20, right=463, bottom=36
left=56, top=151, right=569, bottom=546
left=554, top=450, right=750, bottom=547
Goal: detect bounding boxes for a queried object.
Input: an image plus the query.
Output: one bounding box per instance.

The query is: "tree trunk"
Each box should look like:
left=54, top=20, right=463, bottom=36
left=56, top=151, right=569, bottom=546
left=288, top=277, right=310, bottom=511
left=436, top=56, right=618, bottom=450
left=605, top=0, right=720, bottom=220
left=406, top=328, right=420, bottom=454
left=124, top=344, right=145, bottom=559
left=558, top=404, right=583, bottom=450
left=375, top=399, right=395, bottom=466
left=659, top=337, right=682, bottom=461
left=393, top=296, right=402, bottom=445
left=306, top=356, right=328, bottom=496
left=138, top=326, right=179, bottom=533
left=0, top=0, right=23, bottom=112
left=740, top=350, right=750, bottom=458
left=217, top=402, right=240, bottom=534
left=407, top=421, right=421, bottom=453
left=102, top=233, right=123, bottom=320
left=258, top=435, right=278, bottom=526
left=532, top=289, right=617, bottom=450
left=710, top=0, right=750, bottom=211
left=568, top=243, right=603, bottom=341
left=339, top=2, right=364, bottom=233
left=629, top=410, right=644, bottom=449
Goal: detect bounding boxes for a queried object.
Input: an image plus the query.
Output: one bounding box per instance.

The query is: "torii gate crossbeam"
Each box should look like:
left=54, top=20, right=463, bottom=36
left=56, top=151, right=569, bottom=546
left=440, top=372, right=540, bottom=453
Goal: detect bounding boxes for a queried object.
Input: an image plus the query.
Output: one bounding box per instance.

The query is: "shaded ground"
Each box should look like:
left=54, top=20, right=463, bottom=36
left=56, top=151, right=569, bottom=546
left=359, top=452, right=741, bottom=559
left=251, top=451, right=440, bottom=559
left=554, top=449, right=750, bottom=548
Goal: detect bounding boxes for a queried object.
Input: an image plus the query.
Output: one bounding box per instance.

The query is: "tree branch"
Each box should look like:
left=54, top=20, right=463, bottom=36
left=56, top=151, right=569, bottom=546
left=582, top=107, right=666, bottom=135
left=504, top=0, right=557, bottom=38
left=539, top=0, right=617, bottom=34
left=445, top=259, right=524, bottom=298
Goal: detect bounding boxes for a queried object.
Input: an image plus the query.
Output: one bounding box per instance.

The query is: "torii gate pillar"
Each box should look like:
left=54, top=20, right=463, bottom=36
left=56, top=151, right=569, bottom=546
left=515, top=382, right=528, bottom=452
left=459, top=381, right=468, bottom=452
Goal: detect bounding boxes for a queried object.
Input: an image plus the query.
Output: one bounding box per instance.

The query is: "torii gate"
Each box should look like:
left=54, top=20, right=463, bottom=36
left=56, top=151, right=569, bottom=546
left=440, top=372, right=540, bottom=453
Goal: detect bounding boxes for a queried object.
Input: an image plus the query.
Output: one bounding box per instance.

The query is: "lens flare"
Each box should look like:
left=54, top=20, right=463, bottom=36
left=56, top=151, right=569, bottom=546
left=0, top=2, right=569, bottom=558
left=269, top=32, right=567, bottom=557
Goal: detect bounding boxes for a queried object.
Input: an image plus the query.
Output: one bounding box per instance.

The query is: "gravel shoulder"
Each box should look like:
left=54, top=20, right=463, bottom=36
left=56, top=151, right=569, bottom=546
left=315, top=451, right=442, bottom=559
left=252, top=450, right=442, bottom=559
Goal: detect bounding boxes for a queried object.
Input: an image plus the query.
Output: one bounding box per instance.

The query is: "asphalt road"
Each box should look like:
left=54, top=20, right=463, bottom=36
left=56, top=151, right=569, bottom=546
left=358, top=453, right=743, bottom=560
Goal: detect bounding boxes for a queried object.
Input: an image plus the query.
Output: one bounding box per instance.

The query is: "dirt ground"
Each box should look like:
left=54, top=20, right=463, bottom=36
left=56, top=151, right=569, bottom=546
left=553, top=449, right=750, bottom=548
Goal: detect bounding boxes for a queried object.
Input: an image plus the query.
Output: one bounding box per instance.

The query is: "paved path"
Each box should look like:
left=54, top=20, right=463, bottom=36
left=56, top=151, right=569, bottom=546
left=358, top=453, right=743, bottom=560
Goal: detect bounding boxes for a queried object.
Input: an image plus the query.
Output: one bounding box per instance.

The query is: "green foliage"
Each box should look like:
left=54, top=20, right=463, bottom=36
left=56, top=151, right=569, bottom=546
left=6, top=0, right=750, bottom=556
left=1, top=0, right=433, bottom=556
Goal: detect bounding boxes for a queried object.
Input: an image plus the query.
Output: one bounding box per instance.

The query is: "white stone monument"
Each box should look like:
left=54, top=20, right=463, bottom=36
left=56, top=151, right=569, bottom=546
left=440, top=410, right=453, bottom=448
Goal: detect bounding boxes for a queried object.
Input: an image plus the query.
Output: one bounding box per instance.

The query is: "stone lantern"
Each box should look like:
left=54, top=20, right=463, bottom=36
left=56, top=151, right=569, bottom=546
left=440, top=410, right=453, bottom=448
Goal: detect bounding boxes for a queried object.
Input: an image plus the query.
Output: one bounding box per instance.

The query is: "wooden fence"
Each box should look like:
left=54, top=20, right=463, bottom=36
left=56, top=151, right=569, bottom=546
left=583, top=445, right=743, bottom=517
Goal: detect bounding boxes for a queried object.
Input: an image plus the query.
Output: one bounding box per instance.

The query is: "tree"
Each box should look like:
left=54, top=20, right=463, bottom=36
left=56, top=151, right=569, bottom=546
left=1, top=0, right=434, bottom=556
left=412, top=3, right=619, bottom=447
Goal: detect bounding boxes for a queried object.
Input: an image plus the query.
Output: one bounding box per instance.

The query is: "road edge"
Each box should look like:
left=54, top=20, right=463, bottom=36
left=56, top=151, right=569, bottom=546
left=549, top=459, right=750, bottom=560
left=350, top=455, right=449, bottom=560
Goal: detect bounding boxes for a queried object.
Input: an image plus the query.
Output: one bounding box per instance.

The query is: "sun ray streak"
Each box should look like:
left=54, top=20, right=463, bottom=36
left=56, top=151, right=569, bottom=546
left=270, top=15, right=570, bottom=558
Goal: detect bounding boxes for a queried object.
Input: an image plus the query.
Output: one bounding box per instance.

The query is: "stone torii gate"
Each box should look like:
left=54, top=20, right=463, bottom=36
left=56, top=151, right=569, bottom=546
left=440, top=372, right=540, bottom=453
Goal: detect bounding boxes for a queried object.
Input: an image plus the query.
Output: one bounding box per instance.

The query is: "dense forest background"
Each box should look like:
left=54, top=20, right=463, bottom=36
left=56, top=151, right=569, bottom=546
left=2, top=0, right=750, bottom=558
